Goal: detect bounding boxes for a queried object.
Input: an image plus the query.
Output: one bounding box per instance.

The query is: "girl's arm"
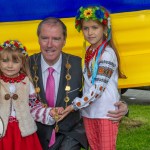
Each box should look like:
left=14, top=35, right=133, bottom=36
left=29, top=82, right=55, bottom=125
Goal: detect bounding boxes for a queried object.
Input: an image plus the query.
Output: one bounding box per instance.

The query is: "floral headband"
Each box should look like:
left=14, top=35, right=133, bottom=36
left=0, top=40, right=28, bottom=56
left=75, top=6, right=111, bottom=32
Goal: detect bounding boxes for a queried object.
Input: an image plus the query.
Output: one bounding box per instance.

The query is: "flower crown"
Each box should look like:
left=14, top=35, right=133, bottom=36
left=75, top=6, right=111, bottom=32
left=0, top=40, right=28, bottom=56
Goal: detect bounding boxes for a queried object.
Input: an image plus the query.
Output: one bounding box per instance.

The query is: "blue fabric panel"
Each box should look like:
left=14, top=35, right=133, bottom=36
left=0, top=0, right=150, bottom=22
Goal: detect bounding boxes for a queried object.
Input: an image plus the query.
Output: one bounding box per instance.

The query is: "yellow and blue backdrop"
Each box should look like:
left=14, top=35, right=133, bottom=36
left=0, top=0, right=150, bottom=88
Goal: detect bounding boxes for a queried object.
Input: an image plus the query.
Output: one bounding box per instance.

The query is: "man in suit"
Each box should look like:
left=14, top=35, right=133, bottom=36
left=29, top=17, right=128, bottom=150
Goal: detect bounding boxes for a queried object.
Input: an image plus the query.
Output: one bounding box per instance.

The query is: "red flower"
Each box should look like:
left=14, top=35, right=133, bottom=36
left=104, top=11, right=109, bottom=18
left=0, top=46, right=3, bottom=51
left=5, top=41, right=9, bottom=44
left=75, top=20, right=81, bottom=26
left=14, top=42, right=19, bottom=48
left=23, top=46, right=26, bottom=51
left=102, top=19, right=107, bottom=25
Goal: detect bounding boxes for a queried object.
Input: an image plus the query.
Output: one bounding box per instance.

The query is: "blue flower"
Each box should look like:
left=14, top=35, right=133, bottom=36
left=76, top=10, right=81, bottom=19
left=95, top=10, right=104, bottom=21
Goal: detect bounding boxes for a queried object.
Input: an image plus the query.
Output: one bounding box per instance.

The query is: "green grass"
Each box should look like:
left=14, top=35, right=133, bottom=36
left=82, top=104, right=150, bottom=150
left=117, top=104, right=150, bottom=150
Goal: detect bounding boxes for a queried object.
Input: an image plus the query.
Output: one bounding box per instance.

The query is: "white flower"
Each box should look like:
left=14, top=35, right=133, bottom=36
left=107, top=17, right=111, bottom=28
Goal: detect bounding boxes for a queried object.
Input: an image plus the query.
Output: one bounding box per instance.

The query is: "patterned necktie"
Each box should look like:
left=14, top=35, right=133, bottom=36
left=46, top=67, right=55, bottom=147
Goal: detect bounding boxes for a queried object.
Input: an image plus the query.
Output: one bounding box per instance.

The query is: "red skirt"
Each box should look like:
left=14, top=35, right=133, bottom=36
left=0, top=120, right=42, bottom=150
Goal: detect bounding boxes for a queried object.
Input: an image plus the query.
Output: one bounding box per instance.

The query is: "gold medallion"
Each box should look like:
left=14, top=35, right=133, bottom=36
left=53, top=109, right=59, bottom=132
left=64, top=56, right=71, bottom=106
left=55, top=124, right=59, bottom=133
left=65, top=86, right=71, bottom=91
left=35, top=87, right=40, bottom=93
left=42, top=103, right=47, bottom=108
left=65, top=74, right=71, bottom=80
left=65, top=63, right=71, bottom=69
left=64, top=96, right=70, bottom=103
left=33, top=65, right=38, bottom=71
left=33, top=76, right=39, bottom=82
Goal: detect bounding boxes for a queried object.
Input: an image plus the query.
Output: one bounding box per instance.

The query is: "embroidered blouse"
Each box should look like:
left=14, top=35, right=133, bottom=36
left=72, top=46, right=120, bottom=118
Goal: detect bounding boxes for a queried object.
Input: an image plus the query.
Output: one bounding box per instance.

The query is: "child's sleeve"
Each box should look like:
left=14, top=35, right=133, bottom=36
left=29, top=82, right=55, bottom=125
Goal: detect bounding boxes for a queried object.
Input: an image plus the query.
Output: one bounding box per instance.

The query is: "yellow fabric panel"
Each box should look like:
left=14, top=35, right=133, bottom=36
left=0, top=21, right=40, bottom=54
left=111, top=10, right=150, bottom=88
left=0, top=10, right=150, bottom=88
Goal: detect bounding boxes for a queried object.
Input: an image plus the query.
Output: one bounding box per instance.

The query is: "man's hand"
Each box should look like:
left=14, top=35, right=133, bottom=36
left=107, top=101, right=128, bottom=122
left=58, top=105, right=74, bottom=122
left=49, top=107, right=64, bottom=118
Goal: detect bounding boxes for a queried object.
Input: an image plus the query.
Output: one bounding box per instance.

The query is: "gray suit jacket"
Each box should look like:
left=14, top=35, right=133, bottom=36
left=29, top=52, right=88, bottom=150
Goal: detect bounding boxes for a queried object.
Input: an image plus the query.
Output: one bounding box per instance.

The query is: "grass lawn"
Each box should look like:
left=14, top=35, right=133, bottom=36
left=82, top=104, right=150, bottom=150
left=117, top=104, right=150, bottom=150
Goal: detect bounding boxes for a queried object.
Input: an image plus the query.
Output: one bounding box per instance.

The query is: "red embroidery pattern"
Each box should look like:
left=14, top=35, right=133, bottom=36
left=98, top=66, right=113, bottom=78
left=85, top=41, right=106, bottom=68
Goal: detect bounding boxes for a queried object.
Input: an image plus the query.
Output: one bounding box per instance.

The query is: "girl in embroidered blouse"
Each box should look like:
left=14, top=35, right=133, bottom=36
left=0, top=40, right=57, bottom=150
left=62, top=6, right=126, bottom=150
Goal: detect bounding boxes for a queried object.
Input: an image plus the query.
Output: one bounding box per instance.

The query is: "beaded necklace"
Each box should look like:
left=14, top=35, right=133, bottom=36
left=0, top=73, right=26, bottom=83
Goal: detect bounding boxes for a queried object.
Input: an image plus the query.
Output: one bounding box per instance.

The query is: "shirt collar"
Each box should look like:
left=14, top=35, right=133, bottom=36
left=41, top=53, right=62, bottom=74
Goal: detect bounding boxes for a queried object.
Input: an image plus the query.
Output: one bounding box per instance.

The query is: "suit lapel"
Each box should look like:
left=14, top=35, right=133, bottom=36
left=36, top=54, right=47, bottom=104
left=55, top=53, right=67, bottom=107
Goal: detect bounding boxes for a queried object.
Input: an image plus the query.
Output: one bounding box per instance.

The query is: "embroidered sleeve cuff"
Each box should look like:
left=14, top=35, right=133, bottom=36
left=71, top=103, right=79, bottom=111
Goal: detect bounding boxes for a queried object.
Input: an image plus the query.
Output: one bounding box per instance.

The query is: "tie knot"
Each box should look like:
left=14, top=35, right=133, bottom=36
left=48, top=67, right=55, bottom=75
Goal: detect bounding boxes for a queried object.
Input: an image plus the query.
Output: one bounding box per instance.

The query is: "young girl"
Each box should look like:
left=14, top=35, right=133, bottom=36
left=62, top=6, right=126, bottom=150
left=0, top=40, right=55, bottom=150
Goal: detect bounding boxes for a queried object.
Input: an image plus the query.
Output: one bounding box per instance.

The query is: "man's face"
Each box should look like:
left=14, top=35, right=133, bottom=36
left=38, top=23, right=66, bottom=66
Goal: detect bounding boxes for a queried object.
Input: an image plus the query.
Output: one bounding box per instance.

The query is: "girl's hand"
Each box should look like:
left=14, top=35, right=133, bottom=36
left=107, top=101, right=128, bottom=122
left=49, top=107, right=64, bottom=117
left=58, top=105, right=74, bottom=122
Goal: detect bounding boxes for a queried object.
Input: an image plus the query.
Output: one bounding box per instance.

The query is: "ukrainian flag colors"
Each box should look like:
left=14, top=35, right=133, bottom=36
left=0, top=0, right=150, bottom=88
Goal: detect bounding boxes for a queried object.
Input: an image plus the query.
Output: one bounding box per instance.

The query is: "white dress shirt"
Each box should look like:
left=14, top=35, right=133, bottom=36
left=41, top=53, right=62, bottom=105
